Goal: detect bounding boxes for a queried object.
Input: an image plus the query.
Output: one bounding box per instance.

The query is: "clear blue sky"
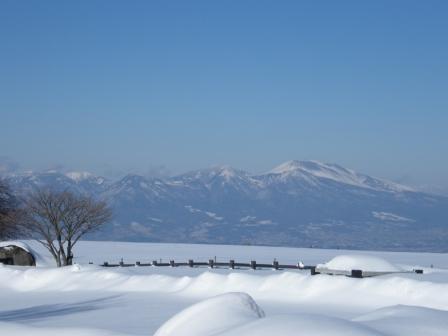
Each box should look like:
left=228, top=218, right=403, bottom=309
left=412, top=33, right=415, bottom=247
left=1, top=1, right=447, bottom=188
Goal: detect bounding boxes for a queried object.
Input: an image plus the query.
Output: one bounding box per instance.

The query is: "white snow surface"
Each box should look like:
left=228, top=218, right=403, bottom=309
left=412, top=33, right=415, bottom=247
left=268, top=160, right=414, bottom=192
left=353, top=305, right=448, bottom=336
left=0, top=240, right=53, bottom=266
left=154, top=292, right=265, bottom=336
left=0, top=240, right=447, bottom=335
left=65, top=171, right=94, bottom=181
left=155, top=293, right=381, bottom=336
left=318, top=255, right=403, bottom=272
left=215, top=314, right=383, bottom=336
left=372, top=211, right=415, bottom=222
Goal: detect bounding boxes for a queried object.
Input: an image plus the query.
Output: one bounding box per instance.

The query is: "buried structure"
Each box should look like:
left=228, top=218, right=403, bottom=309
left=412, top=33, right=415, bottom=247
left=0, top=244, right=36, bottom=266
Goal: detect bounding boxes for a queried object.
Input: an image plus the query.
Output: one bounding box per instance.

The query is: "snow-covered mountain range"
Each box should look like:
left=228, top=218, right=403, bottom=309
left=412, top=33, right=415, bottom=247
left=4, top=161, right=448, bottom=251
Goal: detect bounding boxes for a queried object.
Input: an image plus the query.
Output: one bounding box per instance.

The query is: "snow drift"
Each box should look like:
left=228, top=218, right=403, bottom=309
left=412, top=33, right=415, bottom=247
left=353, top=305, right=448, bottom=336
left=154, top=292, right=265, bottom=336
left=1, top=241, right=447, bottom=335
left=1, top=265, right=447, bottom=311
left=318, top=255, right=403, bottom=273
left=0, top=322, right=125, bottom=336
left=216, top=314, right=384, bottom=336
left=156, top=293, right=448, bottom=336
left=155, top=293, right=384, bottom=336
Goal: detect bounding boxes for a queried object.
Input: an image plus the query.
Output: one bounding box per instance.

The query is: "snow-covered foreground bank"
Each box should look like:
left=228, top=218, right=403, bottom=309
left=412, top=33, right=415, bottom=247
left=0, top=241, right=448, bottom=335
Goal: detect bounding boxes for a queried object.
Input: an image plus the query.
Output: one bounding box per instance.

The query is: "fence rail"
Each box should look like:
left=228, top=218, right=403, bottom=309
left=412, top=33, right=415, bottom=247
left=98, top=259, right=424, bottom=278
left=101, top=259, right=314, bottom=272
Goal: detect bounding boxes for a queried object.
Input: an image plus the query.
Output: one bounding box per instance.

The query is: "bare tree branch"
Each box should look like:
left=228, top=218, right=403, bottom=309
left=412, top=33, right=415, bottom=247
left=21, top=188, right=112, bottom=267
left=0, top=179, right=22, bottom=240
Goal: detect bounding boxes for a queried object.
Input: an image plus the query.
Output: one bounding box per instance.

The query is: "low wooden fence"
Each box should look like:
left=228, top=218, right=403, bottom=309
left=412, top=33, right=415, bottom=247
left=100, top=259, right=315, bottom=272
left=97, top=259, right=424, bottom=278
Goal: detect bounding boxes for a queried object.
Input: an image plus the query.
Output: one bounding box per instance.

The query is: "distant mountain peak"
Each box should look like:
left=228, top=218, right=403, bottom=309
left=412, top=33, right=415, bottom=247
left=65, top=171, right=107, bottom=186
left=268, top=160, right=352, bottom=177
left=269, top=160, right=325, bottom=174
left=180, top=165, right=249, bottom=182
left=210, top=165, right=242, bottom=179
left=119, top=174, right=149, bottom=184
left=65, top=171, right=93, bottom=182
left=5, top=159, right=446, bottom=251
left=268, top=160, right=414, bottom=193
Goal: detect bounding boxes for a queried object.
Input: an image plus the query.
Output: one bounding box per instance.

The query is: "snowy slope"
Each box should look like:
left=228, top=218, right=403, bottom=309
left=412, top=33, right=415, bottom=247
left=0, top=241, right=447, bottom=335
left=5, top=161, right=448, bottom=251
left=266, top=160, right=414, bottom=192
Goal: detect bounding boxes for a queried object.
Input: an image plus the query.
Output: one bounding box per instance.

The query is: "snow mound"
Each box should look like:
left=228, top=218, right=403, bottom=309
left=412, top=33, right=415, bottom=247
left=318, top=255, right=403, bottom=272
left=156, top=294, right=382, bottom=336
left=154, top=292, right=265, bottom=336
left=353, top=305, right=448, bottom=336
left=219, top=314, right=383, bottom=336
left=1, top=267, right=447, bottom=311
left=0, top=240, right=54, bottom=267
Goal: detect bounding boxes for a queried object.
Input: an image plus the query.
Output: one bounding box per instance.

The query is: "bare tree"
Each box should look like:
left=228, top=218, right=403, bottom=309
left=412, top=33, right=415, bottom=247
left=0, top=180, right=21, bottom=240
left=23, top=189, right=112, bottom=267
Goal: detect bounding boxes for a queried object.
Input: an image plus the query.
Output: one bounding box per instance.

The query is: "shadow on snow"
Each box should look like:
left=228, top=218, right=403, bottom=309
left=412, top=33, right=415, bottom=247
left=0, top=295, right=122, bottom=322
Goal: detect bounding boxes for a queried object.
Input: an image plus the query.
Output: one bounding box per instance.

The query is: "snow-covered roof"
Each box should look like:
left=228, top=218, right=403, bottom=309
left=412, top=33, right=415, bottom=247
left=0, top=241, right=54, bottom=267
left=317, top=255, right=403, bottom=273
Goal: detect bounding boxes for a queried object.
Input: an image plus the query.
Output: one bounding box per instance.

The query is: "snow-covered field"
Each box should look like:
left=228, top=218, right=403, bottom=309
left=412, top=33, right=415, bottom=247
left=1, top=241, right=448, bottom=335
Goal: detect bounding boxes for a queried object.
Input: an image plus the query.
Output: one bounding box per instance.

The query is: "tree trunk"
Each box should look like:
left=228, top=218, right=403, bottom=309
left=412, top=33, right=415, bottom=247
left=66, top=240, right=73, bottom=265
left=57, top=234, right=68, bottom=266
left=56, top=250, right=62, bottom=267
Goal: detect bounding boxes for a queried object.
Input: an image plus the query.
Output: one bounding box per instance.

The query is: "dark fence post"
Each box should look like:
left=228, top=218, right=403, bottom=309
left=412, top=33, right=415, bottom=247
left=119, top=261, right=124, bottom=267
left=250, top=260, right=256, bottom=270
left=273, top=260, right=279, bottom=270
left=136, top=261, right=141, bottom=266
left=152, top=260, right=158, bottom=266
left=103, top=262, right=108, bottom=267
left=351, top=269, right=363, bottom=278
left=229, top=259, right=235, bottom=269
left=188, top=259, right=194, bottom=267
left=170, top=260, right=175, bottom=267
left=209, top=259, right=214, bottom=268
left=310, top=266, right=319, bottom=275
